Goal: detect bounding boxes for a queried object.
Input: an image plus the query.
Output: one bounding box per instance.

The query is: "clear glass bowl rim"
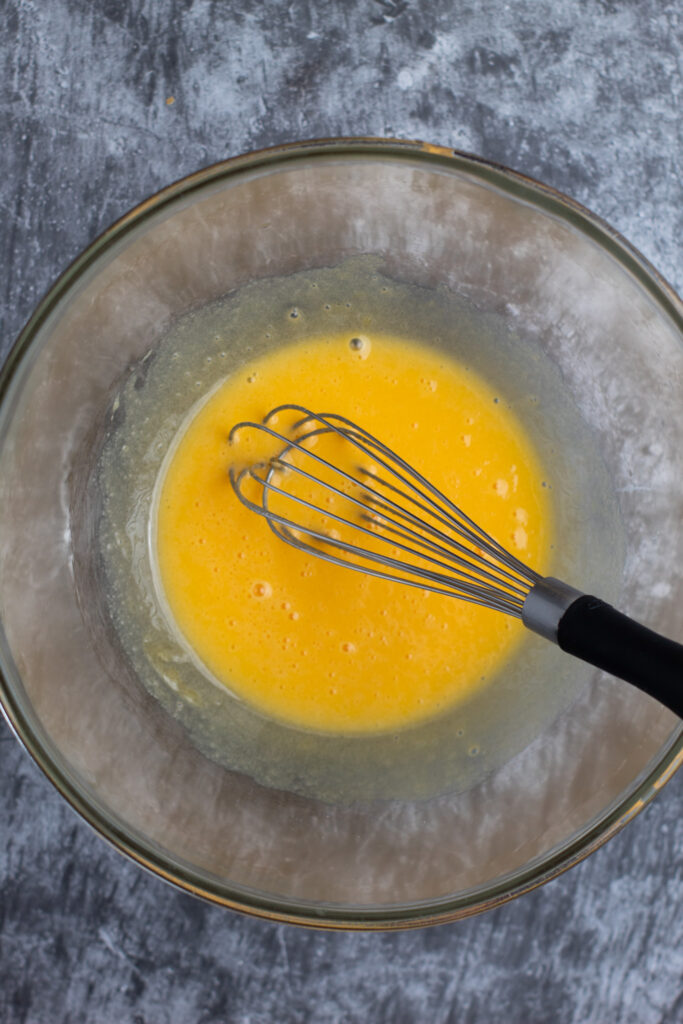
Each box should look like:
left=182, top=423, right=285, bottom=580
left=1, top=137, right=682, bottom=930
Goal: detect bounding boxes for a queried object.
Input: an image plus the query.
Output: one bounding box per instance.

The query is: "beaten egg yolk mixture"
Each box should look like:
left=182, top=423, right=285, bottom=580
left=155, top=333, right=551, bottom=733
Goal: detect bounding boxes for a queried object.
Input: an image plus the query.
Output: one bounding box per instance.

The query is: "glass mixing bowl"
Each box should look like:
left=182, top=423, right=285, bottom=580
left=1, top=139, right=682, bottom=929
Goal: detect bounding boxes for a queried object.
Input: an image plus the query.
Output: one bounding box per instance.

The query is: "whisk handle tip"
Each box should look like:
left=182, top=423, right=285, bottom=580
left=556, top=595, right=683, bottom=718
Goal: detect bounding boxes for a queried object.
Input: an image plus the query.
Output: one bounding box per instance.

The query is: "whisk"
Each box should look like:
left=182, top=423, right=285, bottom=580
left=229, top=404, right=683, bottom=718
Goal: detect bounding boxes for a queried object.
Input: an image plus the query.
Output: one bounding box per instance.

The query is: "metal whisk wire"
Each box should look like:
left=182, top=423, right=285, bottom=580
left=228, top=405, right=541, bottom=616
left=227, top=404, right=683, bottom=720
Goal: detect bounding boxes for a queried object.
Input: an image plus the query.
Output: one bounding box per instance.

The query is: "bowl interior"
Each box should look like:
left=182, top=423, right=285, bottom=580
left=0, top=144, right=681, bottom=925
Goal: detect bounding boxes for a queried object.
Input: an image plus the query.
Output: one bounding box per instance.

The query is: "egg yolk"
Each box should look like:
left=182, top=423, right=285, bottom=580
left=154, top=333, right=551, bottom=733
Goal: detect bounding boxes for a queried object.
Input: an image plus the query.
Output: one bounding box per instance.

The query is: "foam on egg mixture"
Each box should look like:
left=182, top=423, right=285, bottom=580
left=155, top=332, right=552, bottom=734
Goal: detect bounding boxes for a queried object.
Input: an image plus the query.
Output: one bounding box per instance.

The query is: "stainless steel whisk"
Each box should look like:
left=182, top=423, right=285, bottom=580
left=229, top=404, right=683, bottom=718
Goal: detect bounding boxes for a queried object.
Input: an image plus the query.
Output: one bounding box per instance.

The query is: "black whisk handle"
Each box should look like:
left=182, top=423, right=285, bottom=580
left=557, top=595, right=683, bottom=718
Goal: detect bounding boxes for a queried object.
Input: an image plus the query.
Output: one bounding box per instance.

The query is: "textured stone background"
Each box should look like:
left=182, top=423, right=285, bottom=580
left=1, top=1, right=682, bottom=1021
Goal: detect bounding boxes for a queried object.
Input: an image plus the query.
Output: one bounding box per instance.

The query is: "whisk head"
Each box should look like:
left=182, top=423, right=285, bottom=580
left=228, top=405, right=542, bottom=617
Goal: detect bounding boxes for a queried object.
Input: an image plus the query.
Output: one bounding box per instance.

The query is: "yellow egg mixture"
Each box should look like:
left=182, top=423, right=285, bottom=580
left=155, top=333, right=551, bottom=733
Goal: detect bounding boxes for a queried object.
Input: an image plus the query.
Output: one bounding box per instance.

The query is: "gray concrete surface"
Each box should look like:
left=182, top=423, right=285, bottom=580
left=1, top=1, right=682, bottom=1021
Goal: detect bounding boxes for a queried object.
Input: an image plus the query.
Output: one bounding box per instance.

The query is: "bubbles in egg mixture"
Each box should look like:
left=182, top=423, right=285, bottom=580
left=349, top=336, right=371, bottom=359
left=157, top=330, right=552, bottom=734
